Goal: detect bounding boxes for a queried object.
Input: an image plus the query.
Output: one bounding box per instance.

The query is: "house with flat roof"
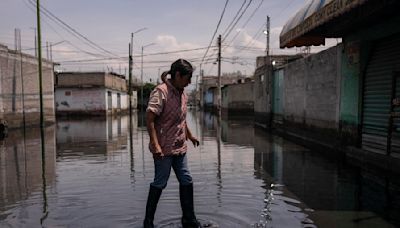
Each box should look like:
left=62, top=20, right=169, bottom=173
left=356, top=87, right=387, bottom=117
left=55, top=72, right=135, bottom=115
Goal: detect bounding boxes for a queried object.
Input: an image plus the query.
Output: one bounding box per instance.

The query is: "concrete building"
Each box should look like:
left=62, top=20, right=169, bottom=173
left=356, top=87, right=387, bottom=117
left=221, top=79, right=254, bottom=117
left=55, top=72, right=135, bottom=115
left=199, top=75, right=248, bottom=111
left=256, top=0, right=400, bottom=173
left=253, top=55, right=303, bottom=127
left=0, top=43, right=55, bottom=129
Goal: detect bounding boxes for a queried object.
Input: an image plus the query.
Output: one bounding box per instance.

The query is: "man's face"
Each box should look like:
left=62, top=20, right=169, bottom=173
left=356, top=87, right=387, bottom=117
left=176, top=72, right=192, bottom=89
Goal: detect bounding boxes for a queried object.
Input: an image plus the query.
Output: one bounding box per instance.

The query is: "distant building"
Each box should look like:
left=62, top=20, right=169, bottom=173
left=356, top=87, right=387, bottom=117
left=221, top=79, right=254, bottom=117
left=55, top=72, right=134, bottom=115
left=0, top=43, right=55, bottom=130
left=199, top=75, right=247, bottom=111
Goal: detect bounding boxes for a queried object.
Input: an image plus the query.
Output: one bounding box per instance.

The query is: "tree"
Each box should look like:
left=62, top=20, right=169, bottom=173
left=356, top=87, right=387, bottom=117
left=138, top=82, right=156, bottom=108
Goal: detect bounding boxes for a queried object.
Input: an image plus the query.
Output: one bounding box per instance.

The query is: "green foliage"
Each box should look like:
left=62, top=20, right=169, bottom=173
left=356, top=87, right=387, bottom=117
left=138, top=83, right=156, bottom=105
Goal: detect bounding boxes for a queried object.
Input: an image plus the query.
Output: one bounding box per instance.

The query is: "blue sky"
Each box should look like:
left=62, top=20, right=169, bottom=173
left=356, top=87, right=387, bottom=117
left=0, top=0, right=337, bottom=85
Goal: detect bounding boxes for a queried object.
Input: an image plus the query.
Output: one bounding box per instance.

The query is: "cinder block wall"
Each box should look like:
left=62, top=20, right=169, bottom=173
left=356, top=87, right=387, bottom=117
left=254, top=64, right=271, bottom=127
left=0, top=44, right=55, bottom=128
left=222, top=82, right=254, bottom=114
left=283, top=45, right=342, bottom=133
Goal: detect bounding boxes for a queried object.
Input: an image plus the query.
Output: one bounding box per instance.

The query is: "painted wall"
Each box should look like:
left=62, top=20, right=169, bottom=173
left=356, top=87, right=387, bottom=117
left=284, top=45, right=342, bottom=130
left=221, top=82, right=254, bottom=114
left=0, top=44, right=55, bottom=128
left=339, top=14, right=400, bottom=142
left=56, top=88, right=106, bottom=113
left=109, top=90, right=128, bottom=110
left=254, top=58, right=273, bottom=127
left=56, top=88, right=129, bottom=115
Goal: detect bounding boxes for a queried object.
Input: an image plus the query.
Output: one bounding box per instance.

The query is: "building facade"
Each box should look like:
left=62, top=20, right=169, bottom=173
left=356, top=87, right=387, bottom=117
left=199, top=75, right=248, bottom=111
left=55, top=72, right=132, bottom=115
left=221, top=80, right=254, bottom=117
left=271, top=0, right=400, bottom=172
left=0, top=44, right=55, bottom=129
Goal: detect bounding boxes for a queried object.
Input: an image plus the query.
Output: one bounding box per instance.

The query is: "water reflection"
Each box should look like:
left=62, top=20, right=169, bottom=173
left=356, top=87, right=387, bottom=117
left=56, top=116, right=130, bottom=158
left=0, top=125, right=56, bottom=226
left=0, top=112, right=398, bottom=227
left=253, top=128, right=400, bottom=228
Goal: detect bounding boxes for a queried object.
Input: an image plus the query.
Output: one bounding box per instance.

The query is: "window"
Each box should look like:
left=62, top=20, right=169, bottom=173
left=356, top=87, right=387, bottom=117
left=65, top=91, right=71, bottom=96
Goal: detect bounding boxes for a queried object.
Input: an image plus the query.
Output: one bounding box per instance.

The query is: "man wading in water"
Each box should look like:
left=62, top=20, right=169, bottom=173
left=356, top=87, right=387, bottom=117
left=143, top=59, right=201, bottom=228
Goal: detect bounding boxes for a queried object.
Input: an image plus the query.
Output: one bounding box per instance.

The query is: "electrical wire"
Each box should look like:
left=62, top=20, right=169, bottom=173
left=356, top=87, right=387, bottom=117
left=200, top=0, right=230, bottom=65
left=26, top=0, right=118, bottom=57
left=221, top=0, right=247, bottom=38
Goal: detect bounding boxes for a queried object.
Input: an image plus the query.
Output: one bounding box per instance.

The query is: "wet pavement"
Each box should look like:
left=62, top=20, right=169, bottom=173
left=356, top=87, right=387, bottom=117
left=0, top=111, right=399, bottom=228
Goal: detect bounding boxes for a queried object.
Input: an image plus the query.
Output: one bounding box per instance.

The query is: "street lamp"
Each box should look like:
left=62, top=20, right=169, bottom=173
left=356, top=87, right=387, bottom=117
left=129, top=27, right=147, bottom=116
left=264, top=16, right=270, bottom=56
left=140, top=42, right=156, bottom=114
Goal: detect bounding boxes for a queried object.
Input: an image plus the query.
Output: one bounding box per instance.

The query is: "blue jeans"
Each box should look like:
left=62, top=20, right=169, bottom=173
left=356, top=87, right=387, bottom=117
left=151, top=153, right=193, bottom=189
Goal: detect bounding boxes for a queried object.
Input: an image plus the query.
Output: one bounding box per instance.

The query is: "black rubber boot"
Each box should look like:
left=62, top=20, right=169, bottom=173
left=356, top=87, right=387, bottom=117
left=143, top=185, right=162, bottom=228
left=180, top=184, right=201, bottom=228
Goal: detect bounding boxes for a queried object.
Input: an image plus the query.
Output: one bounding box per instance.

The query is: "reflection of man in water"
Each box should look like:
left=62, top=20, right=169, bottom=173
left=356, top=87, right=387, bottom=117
left=143, top=59, right=201, bottom=228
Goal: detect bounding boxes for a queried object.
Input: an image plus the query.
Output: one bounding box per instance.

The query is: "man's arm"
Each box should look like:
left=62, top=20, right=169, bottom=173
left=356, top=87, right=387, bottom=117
left=186, top=124, right=199, bottom=147
left=146, top=111, right=163, bottom=158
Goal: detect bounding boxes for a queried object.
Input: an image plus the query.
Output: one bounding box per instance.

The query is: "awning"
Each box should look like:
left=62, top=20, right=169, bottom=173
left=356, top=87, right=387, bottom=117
left=280, top=0, right=368, bottom=48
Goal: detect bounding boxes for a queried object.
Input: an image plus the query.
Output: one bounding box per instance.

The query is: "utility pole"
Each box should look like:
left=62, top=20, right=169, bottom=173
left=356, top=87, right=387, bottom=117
left=199, top=65, right=203, bottom=109
left=129, top=32, right=133, bottom=117
left=129, top=43, right=132, bottom=116
left=17, top=29, right=26, bottom=127
left=46, top=41, right=49, bottom=60
left=266, top=16, right=270, bottom=56
left=36, top=0, right=44, bottom=128
left=217, top=34, right=222, bottom=115
left=141, top=45, right=144, bottom=115
left=140, top=42, right=155, bottom=116
left=50, top=42, right=53, bottom=61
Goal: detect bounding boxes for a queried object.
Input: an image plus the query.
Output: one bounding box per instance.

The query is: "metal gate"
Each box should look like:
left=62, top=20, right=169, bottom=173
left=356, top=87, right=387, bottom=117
left=362, top=34, right=400, bottom=157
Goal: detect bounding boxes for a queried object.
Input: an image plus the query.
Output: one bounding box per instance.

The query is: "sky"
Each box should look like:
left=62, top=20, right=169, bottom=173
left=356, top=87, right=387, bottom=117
left=0, top=0, right=340, bottom=89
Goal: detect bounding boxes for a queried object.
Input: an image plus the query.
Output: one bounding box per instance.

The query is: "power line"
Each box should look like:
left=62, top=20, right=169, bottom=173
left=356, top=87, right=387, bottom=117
left=21, top=0, right=109, bottom=58
left=224, top=0, right=264, bottom=47
left=221, top=0, right=247, bottom=38
left=200, top=0, right=230, bottom=65
left=26, top=0, right=118, bottom=57
left=222, top=0, right=253, bottom=42
left=58, top=46, right=218, bottom=63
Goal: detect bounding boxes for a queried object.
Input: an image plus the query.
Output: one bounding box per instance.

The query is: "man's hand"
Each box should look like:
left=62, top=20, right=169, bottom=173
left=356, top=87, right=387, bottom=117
left=152, top=142, right=164, bottom=159
left=189, top=136, right=200, bottom=147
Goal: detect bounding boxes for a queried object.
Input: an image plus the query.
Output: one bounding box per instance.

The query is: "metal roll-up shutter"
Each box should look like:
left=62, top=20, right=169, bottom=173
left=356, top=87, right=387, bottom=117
left=390, top=74, right=400, bottom=158
left=362, top=34, right=400, bottom=155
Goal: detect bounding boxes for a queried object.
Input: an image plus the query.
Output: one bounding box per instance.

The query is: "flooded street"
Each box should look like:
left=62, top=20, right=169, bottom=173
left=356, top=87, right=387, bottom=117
left=0, top=111, right=399, bottom=228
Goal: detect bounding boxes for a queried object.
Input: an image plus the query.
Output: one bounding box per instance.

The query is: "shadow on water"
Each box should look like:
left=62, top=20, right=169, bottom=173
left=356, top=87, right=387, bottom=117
left=0, top=111, right=399, bottom=227
left=253, top=127, right=400, bottom=228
